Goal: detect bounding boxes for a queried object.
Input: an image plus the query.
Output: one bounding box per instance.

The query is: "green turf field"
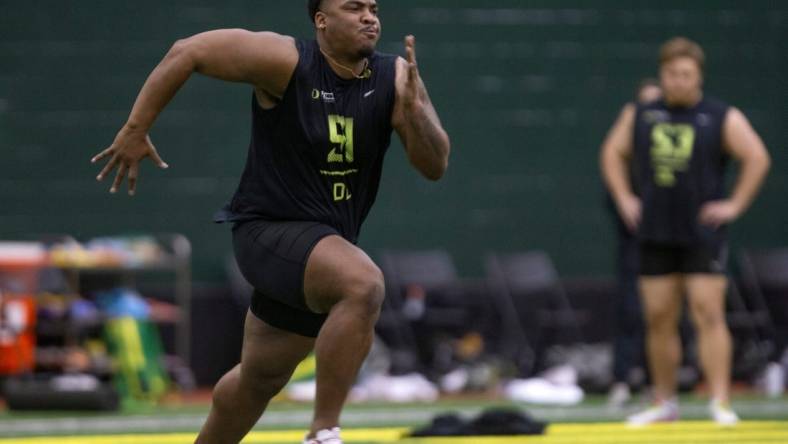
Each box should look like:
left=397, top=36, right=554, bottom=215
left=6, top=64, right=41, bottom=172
left=0, top=395, right=786, bottom=443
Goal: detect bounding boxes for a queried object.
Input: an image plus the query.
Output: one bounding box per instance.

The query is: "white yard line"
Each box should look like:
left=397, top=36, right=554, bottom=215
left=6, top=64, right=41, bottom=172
left=0, top=399, right=786, bottom=437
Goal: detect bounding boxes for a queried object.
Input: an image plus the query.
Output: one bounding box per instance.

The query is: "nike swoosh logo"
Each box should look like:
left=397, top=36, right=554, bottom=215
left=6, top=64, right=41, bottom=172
left=363, top=89, right=375, bottom=98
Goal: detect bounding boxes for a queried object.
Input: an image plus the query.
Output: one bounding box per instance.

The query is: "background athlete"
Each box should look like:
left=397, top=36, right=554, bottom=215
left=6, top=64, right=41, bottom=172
left=600, top=36, right=770, bottom=426
left=91, top=1, right=451, bottom=443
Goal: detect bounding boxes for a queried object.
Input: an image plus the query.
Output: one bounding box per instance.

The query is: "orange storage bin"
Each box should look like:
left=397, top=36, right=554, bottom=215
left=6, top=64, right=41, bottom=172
left=0, top=296, right=37, bottom=374
left=0, top=242, right=47, bottom=375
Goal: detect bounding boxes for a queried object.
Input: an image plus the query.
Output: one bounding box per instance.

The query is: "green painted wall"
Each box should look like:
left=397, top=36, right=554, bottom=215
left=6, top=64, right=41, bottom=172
left=2, top=1, right=786, bottom=281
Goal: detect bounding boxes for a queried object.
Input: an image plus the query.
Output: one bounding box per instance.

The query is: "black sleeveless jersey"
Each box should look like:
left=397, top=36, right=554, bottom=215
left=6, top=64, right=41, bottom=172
left=214, top=39, right=398, bottom=243
left=633, top=97, right=731, bottom=246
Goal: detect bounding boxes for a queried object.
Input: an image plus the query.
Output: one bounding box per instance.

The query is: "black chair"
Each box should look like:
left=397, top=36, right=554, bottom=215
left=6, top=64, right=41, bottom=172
left=377, top=250, right=485, bottom=375
left=485, top=251, right=584, bottom=376
left=737, top=248, right=788, bottom=364
left=379, top=249, right=463, bottom=318
left=724, top=277, right=773, bottom=380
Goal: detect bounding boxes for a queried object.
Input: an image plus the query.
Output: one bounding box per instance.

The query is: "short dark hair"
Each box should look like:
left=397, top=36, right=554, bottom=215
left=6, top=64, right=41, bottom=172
left=307, top=0, right=323, bottom=23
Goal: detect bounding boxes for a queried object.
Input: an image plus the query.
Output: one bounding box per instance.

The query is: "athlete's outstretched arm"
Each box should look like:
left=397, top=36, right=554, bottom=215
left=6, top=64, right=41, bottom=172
left=392, top=36, right=451, bottom=181
left=600, top=104, right=639, bottom=232
left=91, top=29, right=298, bottom=195
left=698, top=107, right=771, bottom=228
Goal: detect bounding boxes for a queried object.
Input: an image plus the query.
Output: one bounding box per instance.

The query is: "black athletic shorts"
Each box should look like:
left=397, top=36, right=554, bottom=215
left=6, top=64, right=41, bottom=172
left=639, top=241, right=728, bottom=276
left=232, top=219, right=339, bottom=337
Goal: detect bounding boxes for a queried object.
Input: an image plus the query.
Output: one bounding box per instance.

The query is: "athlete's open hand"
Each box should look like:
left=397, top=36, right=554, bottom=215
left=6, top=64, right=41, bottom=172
left=91, top=126, right=169, bottom=196
left=699, top=199, right=741, bottom=229
left=401, top=35, right=425, bottom=109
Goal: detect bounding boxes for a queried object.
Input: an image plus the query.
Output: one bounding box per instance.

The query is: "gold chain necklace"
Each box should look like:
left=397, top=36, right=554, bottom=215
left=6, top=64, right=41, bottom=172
left=319, top=47, right=370, bottom=79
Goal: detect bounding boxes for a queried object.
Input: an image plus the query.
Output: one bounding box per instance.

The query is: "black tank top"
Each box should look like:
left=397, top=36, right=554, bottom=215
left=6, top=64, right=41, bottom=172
left=214, top=39, right=398, bottom=243
left=633, top=97, right=730, bottom=245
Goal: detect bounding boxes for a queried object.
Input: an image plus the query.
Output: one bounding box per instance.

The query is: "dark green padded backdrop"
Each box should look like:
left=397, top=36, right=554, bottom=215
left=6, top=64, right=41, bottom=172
left=1, top=1, right=786, bottom=281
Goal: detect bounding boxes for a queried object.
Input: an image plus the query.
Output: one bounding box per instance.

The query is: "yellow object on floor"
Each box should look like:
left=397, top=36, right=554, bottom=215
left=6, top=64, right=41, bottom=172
left=1, top=422, right=787, bottom=444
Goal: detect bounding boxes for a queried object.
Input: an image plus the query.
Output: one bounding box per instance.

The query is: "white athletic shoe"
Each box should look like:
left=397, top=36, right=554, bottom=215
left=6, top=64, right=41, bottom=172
left=626, top=399, right=679, bottom=426
left=709, top=399, right=739, bottom=426
left=607, top=382, right=632, bottom=409
left=303, top=427, right=343, bottom=444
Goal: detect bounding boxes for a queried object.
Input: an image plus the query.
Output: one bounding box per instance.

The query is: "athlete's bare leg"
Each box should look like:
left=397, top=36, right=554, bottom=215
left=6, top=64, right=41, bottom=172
left=195, top=311, right=314, bottom=444
left=685, top=274, right=731, bottom=403
left=640, top=274, right=683, bottom=402
left=303, top=235, right=385, bottom=437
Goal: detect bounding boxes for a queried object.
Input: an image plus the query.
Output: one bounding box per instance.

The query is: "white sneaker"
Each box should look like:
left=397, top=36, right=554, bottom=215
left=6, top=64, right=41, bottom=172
left=607, top=382, right=632, bottom=409
left=626, top=399, right=679, bottom=426
left=303, top=427, right=342, bottom=444
left=709, top=399, right=739, bottom=426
